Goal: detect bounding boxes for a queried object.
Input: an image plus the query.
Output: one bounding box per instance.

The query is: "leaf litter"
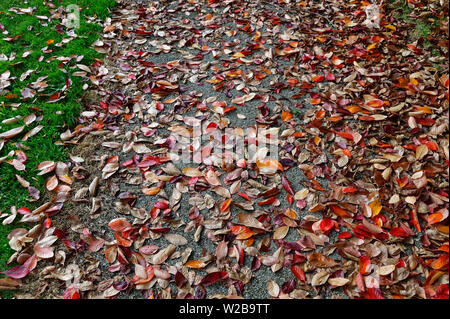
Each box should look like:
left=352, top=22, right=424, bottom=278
left=1, top=0, right=449, bottom=299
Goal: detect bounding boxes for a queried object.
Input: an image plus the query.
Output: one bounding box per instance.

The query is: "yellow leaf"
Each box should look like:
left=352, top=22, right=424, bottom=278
left=385, top=24, right=396, bottom=31
left=367, top=43, right=377, bottom=51
left=369, top=199, right=382, bottom=217
left=233, top=51, right=246, bottom=58
left=410, top=77, right=419, bottom=86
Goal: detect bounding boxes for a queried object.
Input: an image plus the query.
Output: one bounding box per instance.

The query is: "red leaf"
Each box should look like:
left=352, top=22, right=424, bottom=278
left=115, top=233, right=133, bottom=247
left=361, top=288, right=384, bottom=299
left=257, top=196, right=277, bottom=206
left=338, top=232, right=352, bottom=239
left=325, top=73, right=335, bottom=81
left=17, top=207, right=31, bottom=215
left=312, top=75, right=324, bottom=82
left=291, top=264, right=305, bottom=282
left=281, top=174, right=295, bottom=196
left=49, top=92, right=61, bottom=102
left=230, top=225, right=253, bottom=240
left=281, top=278, right=296, bottom=294
left=175, top=271, right=188, bottom=288
left=3, top=265, right=29, bottom=279
left=206, top=122, right=218, bottom=133
left=63, top=287, right=81, bottom=299
left=342, top=186, right=358, bottom=193
left=237, top=192, right=251, bottom=201
left=286, top=193, right=293, bottom=206
left=335, top=131, right=354, bottom=141
left=149, top=227, right=170, bottom=234
left=319, top=218, right=335, bottom=232
left=359, top=256, right=371, bottom=275
left=389, top=227, right=411, bottom=238
left=199, top=271, right=228, bottom=286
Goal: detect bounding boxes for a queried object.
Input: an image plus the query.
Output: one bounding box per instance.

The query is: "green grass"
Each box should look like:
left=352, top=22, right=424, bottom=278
left=0, top=0, right=115, bottom=298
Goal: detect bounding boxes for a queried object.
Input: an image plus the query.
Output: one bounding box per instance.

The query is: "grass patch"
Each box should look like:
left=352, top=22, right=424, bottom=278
left=386, top=0, right=445, bottom=44
left=0, top=0, right=115, bottom=298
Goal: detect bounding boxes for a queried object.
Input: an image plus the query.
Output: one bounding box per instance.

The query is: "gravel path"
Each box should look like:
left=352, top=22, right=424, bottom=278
left=13, top=0, right=449, bottom=299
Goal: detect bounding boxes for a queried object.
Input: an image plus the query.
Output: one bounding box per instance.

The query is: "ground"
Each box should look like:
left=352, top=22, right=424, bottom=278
left=0, top=0, right=448, bottom=299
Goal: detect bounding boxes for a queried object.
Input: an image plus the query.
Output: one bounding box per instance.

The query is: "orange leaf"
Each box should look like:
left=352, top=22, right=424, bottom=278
left=325, top=116, right=342, bottom=122
left=114, top=232, right=132, bottom=247
left=436, top=225, right=448, bottom=234
left=359, top=256, right=371, bottom=275
left=284, top=208, right=297, bottom=219
left=346, top=105, right=362, bottom=113
left=431, top=254, right=449, bottom=270
left=293, top=132, right=306, bottom=137
left=312, top=75, right=324, bottom=82
left=415, top=106, right=432, bottom=114
left=365, top=99, right=385, bottom=108
left=281, top=111, right=293, bottom=121
left=330, top=205, right=352, bottom=218
left=311, top=98, right=321, bottom=105
left=142, top=187, right=160, bottom=195
left=221, top=198, right=232, bottom=212
left=236, top=228, right=254, bottom=240
left=287, top=78, right=299, bottom=86
left=108, top=218, right=132, bottom=232
left=396, top=176, right=409, bottom=188
left=223, top=106, right=236, bottom=114
left=438, top=244, right=449, bottom=253
left=311, top=179, right=325, bottom=191
left=359, top=115, right=375, bottom=121
left=163, top=98, right=177, bottom=104
left=230, top=225, right=254, bottom=240
left=185, top=260, right=207, bottom=269
left=342, top=149, right=352, bottom=158
left=256, top=159, right=283, bottom=174
left=428, top=211, right=447, bottom=225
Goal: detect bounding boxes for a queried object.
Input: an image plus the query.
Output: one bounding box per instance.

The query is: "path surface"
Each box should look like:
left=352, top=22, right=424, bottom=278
left=12, top=0, right=450, bottom=299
